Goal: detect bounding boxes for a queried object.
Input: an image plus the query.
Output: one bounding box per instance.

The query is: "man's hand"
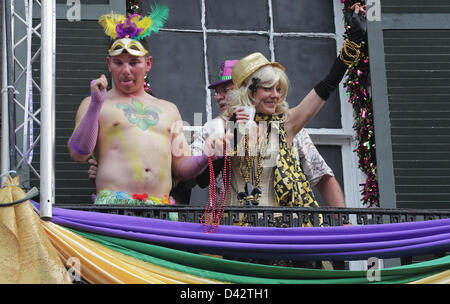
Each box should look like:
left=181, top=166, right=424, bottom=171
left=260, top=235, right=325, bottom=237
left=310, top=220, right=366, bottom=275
left=87, top=158, right=98, bottom=181
left=90, top=74, right=108, bottom=105
left=203, top=132, right=233, bottom=159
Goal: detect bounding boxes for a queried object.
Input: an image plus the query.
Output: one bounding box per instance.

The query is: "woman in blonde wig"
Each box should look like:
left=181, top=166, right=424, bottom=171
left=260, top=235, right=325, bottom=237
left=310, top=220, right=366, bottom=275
left=224, top=5, right=367, bottom=208
left=226, top=53, right=325, bottom=208
left=227, top=64, right=290, bottom=116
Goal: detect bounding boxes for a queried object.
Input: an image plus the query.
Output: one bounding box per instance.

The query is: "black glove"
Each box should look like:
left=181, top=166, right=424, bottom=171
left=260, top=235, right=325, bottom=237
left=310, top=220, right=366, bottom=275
left=313, top=9, right=367, bottom=101
left=313, top=59, right=347, bottom=101
left=345, top=10, right=367, bottom=43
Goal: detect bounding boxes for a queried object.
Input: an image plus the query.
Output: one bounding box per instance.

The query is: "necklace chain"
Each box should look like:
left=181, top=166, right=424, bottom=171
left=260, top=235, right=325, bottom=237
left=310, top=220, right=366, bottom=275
left=201, top=139, right=232, bottom=233
left=238, top=128, right=270, bottom=189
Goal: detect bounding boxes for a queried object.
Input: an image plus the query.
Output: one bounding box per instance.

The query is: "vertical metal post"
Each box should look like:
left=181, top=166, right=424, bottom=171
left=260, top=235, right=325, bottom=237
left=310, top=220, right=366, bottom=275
left=40, top=0, right=55, bottom=220
left=4, top=0, right=16, bottom=171
left=1, top=1, right=10, bottom=187
left=22, top=0, right=34, bottom=173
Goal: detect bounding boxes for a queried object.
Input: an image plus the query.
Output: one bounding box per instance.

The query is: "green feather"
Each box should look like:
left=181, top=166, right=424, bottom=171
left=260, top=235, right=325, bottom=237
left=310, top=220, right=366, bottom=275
left=136, top=3, right=169, bottom=40
left=149, top=3, right=169, bottom=32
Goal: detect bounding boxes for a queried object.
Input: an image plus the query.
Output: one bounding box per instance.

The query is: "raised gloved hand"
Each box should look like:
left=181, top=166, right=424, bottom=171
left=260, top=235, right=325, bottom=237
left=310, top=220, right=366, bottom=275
left=70, top=75, right=107, bottom=156
left=89, top=75, right=108, bottom=106
left=345, top=3, right=367, bottom=44
left=313, top=3, right=367, bottom=101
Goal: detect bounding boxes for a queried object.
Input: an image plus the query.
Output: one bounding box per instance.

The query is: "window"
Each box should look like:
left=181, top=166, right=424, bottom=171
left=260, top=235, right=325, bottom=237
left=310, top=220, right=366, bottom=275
left=141, top=0, right=363, bottom=207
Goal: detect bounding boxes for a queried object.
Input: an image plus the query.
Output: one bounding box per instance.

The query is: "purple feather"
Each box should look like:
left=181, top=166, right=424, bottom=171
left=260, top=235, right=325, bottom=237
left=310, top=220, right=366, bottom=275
left=116, top=18, right=143, bottom=39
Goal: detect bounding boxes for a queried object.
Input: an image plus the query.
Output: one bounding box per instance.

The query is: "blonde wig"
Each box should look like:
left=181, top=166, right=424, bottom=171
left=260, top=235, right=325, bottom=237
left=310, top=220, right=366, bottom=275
left=227, top=65, right=290, bottom=117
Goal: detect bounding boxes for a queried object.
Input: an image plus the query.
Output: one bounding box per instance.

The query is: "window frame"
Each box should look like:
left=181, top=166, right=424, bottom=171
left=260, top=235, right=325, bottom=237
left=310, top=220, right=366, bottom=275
left=179, top=1, right=366, bottom=209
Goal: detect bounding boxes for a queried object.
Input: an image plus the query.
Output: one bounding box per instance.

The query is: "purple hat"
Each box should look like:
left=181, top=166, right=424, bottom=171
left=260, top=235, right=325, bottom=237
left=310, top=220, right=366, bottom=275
left=208, top=59, right=239, bottom=89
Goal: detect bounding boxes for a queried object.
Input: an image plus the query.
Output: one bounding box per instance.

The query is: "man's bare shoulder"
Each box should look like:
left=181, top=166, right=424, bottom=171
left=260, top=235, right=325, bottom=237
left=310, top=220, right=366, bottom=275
left=147, top=95, right=181, bottom=117
left=148, top=95, right=177, bottom=108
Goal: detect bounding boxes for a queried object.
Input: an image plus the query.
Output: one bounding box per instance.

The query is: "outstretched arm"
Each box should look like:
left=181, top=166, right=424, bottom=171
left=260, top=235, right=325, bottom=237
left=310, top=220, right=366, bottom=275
left=285, top=4, right=367, bottom=140
left=68, top=75, right=108, bottom=162
left=175, top=132, right=232, bottom=181
left=170, top=106, right=217, bottom=181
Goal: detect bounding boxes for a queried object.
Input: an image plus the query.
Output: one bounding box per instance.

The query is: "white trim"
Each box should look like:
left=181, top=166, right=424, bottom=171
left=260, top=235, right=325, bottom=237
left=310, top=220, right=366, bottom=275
left=267, top=0, right=275, bottom=62
left=200, top=0, right=212, bottom=122
left=1, top=2, right=10, bottom=186
left=332, top=0, right=364, bottom=211
left=332, top=0, right=367, bottom=271
left=332, top=1, right=365, bottom=210
left=162, top=28, right=336, bottom=39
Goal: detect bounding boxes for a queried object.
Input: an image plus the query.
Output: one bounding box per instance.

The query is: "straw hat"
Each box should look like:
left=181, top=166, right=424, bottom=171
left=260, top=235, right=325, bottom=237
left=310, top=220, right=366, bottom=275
left=231, top=52, right=285, bottom=88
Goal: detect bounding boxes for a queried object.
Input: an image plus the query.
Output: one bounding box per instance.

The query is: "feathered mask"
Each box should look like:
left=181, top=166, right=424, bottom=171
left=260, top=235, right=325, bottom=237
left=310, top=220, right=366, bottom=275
left=98, top=3, right=169, bottom=56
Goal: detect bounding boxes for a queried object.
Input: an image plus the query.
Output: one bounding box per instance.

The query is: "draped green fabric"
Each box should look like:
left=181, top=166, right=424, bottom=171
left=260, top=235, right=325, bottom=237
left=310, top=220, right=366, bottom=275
left=71, top=228, right=450, bottom=284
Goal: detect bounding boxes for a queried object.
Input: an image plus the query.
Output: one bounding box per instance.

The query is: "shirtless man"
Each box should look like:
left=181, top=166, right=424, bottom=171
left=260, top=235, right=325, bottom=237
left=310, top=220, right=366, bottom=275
left=68, top=11, right=215, bottom=205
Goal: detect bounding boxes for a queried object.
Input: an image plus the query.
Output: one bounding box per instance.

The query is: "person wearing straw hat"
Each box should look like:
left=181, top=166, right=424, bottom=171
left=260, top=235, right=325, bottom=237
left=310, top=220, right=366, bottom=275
left=193, top=60, right=345, bottom=209
left=220, top=4, right=366, bottom=208
left=68, top=5, right=225, bottom=207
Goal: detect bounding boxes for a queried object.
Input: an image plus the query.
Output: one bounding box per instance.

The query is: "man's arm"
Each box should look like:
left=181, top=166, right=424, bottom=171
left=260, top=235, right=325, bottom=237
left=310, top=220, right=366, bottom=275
left=293, top=130, right=346, bottom=207
left=67, top=96, right=94, bottom=162
left=316, top=175, right=345, bottom=208
left=169, top=105, right=208, bottom=181
left=68, top=75, right=107, bottom=162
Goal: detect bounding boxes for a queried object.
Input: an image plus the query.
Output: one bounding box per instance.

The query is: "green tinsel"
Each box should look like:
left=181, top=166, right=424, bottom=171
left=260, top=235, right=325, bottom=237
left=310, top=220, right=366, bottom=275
left=342, top=0, right=379, bottom=207
left=126, top=0, right=153, bottom=95
left=127, top=0, right=142, bottom=14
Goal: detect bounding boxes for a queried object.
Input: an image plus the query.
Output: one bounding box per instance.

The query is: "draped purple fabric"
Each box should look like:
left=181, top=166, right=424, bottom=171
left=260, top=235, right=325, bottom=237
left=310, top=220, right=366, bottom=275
left=40, top=204, right=450, bottom=261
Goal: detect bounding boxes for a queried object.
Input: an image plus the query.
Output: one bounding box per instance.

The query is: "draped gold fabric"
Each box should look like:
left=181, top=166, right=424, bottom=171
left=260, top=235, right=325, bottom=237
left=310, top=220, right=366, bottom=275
left=0, top=176, right=71, bottom=284
left=41, top=220, right=224, bottom=284
left=409, top=269, right=450, bottom=284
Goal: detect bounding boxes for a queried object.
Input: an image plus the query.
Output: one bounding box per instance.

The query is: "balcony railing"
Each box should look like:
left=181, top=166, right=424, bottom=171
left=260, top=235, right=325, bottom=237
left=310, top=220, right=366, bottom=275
left=54, top=204, right=450, bottom=268
left=54, top=204, right=450, bottom=227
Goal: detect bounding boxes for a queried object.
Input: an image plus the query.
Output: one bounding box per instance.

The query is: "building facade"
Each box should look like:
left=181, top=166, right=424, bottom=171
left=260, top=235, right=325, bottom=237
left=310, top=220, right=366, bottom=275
left=2, top=0, right=449, bottom=211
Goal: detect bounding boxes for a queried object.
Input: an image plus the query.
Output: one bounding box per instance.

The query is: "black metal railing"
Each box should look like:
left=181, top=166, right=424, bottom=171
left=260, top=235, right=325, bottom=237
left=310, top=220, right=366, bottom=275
left=54, top=204, right=450, bottom=227
left=54, top=204, right=450, bottom=267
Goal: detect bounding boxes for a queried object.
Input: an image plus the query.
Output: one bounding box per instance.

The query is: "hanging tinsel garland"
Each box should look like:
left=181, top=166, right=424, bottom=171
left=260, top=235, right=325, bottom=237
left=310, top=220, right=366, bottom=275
left=126, top=0, right=153, bottom=95
left=127, top=0, right=142, bottom=14
left=342, top=0, right=379, bottom=207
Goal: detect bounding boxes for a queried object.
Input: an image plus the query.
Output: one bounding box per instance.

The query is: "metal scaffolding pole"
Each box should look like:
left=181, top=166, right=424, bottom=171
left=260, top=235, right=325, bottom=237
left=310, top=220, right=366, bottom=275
left=4, top=0, right=16, bottom=171
left=40, top=0, right=55, bottom=220
left=1, top=1, right=11, bottom=186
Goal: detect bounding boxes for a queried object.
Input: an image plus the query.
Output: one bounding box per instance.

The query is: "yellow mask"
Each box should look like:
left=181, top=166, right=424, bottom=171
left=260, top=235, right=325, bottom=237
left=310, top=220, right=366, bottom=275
left=108, top=38, right=148, bottom=57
